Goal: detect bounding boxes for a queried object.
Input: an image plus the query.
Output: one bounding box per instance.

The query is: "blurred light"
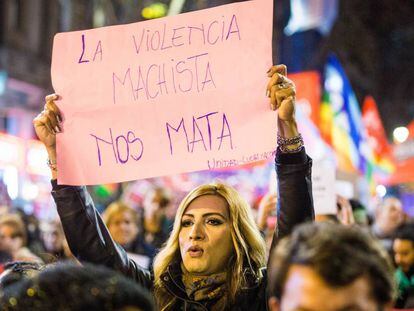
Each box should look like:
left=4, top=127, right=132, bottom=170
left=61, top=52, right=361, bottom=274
left=93, top=7, right=105, bottom=28
left=393, top=126, right=409, bottom=144
left=284, top=0, right=338, bottom=36
left=4, top=166, right=18, bottom=200
left=376, top=184, right=387, bottom=198
left=142, top=3, right=167, bottom=19
left=22, top=182, right=39, bottom=201
left=0, top=71, right=7, bottom=95
left=324, top=67, right=343, bottom=93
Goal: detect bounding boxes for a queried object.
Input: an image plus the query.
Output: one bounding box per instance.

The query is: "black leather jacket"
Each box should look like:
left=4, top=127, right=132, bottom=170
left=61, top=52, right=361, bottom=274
left=51, top=149, right=314, bottom=310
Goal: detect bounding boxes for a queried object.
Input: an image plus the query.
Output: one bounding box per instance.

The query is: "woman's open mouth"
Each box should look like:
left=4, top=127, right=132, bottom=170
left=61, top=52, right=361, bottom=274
left=188, top=245, right=204, bottom=258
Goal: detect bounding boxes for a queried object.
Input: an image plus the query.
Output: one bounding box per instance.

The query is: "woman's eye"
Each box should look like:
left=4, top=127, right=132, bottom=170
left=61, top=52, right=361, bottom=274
left=181, top=220, right=193, bottom=227
left=207, top=218, right=223, bottom=226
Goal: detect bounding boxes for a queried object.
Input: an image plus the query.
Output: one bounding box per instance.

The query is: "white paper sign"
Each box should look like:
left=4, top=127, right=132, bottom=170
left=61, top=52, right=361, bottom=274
left=312, top=162, right=336, bottom=215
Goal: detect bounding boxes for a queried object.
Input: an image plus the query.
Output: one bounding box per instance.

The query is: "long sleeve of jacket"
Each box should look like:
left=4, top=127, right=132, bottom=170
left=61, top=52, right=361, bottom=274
left=269, top=147, right=314, bottom=254
left=51, top=182, right=153, bottom=289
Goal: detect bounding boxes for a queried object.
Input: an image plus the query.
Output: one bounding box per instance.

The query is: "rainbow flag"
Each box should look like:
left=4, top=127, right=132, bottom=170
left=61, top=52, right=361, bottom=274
left=320, top=55, right=367, bottom=174
left=362, top=96, right=395, bottom=179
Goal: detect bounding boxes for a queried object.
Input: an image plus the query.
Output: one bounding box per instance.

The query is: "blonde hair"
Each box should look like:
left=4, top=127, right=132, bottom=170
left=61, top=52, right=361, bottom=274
left=102, top=201, right=138, bottom=227
left=153, top=182, right=266, bottom=310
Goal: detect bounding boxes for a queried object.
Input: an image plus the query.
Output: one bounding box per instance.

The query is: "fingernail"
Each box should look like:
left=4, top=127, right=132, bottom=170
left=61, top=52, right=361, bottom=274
left=55, top=126, right=60, bottom=133
left=266, top=90, right=270, bottom=97
left=266, top=68, right=271, bottom=74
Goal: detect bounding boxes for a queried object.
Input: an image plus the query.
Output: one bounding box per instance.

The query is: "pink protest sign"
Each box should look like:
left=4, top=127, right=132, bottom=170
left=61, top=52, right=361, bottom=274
left=51, top=0, right=275, bottom=185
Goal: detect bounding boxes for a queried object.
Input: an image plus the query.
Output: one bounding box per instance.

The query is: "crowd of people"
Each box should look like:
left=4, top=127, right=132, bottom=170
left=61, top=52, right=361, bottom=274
left=0, top=65, right=412, bottom=310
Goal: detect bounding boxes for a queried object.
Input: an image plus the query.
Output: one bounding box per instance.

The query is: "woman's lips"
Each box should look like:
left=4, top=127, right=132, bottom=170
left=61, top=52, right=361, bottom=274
left=188, top=246, right=204, bottom=258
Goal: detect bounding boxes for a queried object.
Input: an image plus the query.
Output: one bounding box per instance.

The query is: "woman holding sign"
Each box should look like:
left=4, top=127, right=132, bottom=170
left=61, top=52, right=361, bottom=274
left=33, top=65, right=313, bottom=310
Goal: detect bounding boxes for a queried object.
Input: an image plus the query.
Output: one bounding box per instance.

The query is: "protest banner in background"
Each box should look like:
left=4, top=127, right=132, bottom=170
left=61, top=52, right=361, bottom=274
left=52, top=0, right=274, bottom=185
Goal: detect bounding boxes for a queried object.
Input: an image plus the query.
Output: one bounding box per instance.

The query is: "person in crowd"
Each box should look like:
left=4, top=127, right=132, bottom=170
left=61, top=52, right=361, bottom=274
left=39, top=220, right=73, bottom=262
left=256, top=192, right=278, bottom=233
left=0, top=214, right=43, bottom=264
left=0, top=261, right=45, bottom=290
left=336, top=195, right=355, bottom=226
left=372, top=196, right=406, bottom=252
left=33, top=64, right=314, bottom=310
left=0, top=262, right=154, bottom=311
left=393, top=223, right=414, bottom=309
left=256, top=192, right=278, bottom=254
left=143, top=187, right=173, bottom=249
left=0, top=181, right=12, bottom=211
left=103, top=201, right=156, bottom=267
left=268, top=222, right=395, bottom=311
left=315, top=196, right=356, bottom=226
left=349, top=198, right=369, bottom=226
left=15, top=208, right=44, bottom=258
left=315, top=214, right=339, bottom=223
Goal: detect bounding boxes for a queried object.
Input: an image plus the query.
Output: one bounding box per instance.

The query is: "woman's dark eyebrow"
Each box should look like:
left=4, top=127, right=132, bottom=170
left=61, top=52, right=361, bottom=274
left=202, top=212, right=226, bottom=219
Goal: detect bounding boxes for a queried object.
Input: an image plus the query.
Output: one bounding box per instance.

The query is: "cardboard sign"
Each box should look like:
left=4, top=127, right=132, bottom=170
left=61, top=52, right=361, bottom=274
left=52, top=0, right=274, bottom=185
left=312, top=162, right=337, bottom=215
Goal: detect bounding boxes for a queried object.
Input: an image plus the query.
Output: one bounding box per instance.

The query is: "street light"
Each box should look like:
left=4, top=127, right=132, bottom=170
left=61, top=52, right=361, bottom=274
left=393, top=126, right=409, bottom=144
left=376, top=184, right=387, bottom=198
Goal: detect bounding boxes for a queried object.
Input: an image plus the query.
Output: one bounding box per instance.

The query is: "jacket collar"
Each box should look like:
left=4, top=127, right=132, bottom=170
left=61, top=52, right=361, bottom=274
left=160, top=260, right=188, bottom=300
left=160, top=260, right=265, bottom=299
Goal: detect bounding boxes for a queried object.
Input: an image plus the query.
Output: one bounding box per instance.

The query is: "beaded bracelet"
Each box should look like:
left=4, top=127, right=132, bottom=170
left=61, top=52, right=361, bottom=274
left=279, top=144, right=304, bottom=153
left=47, top=158, right=57, bottom=171
left=277, top=133, right=304, bottom=153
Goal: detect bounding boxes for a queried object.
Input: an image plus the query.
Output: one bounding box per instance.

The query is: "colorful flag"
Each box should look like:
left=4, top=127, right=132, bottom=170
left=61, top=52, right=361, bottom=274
left=362, top=96, right=395, bottom=178
left=319, top=55, right=398, bottom=194
left=320, top=54, right=366, bottom=173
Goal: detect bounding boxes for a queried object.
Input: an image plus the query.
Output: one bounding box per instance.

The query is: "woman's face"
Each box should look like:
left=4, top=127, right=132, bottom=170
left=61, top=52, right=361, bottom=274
left=179, top=194, right=234, bottom=275
left=0, top=225, right=22, bottom=253
left=41, top=224, right=64, bottom=252
left=108, top=211, right=138, bottom=246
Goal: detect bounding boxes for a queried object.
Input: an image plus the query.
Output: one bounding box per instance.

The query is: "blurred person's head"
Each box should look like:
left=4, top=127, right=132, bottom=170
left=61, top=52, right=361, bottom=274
left=144, top=187, right=171, bottom=211
left=102, top=201, right=139, bottom=246
left=40, top=220, right=65, bottom=253
left=153, top=182, right=266, bottom=309
left=0, top=262, right=154, bottom=311
left=393, top=223, right=414, bottom=273
left=268, top=222, right=395, bottom=311
left=0, top=214, right=27, bottom=255
left=143, top=187, right=171, bottom=235
left=349, top=199, right=369, bottom=225
left=375, top=197, right=404, bottom=235
left=15, top=208, right=42, bottom=249
left=0, top=261, right=45, bottom=290
left=315, top=214, right=339, bottom=223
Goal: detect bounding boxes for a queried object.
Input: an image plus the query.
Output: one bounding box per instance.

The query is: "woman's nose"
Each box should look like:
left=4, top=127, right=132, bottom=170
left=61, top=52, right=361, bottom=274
left=189, top=222, right=205, bottom=240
